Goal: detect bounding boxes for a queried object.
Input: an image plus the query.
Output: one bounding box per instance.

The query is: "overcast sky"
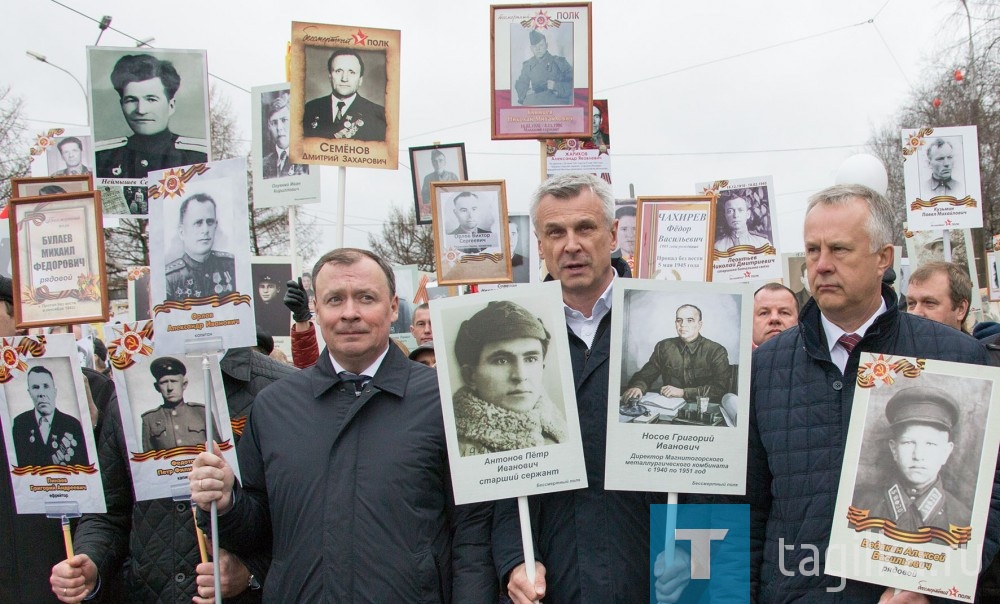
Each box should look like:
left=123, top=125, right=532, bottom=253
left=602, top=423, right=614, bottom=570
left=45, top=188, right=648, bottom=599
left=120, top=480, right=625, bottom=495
left=3, top=0, right=969, bottom=267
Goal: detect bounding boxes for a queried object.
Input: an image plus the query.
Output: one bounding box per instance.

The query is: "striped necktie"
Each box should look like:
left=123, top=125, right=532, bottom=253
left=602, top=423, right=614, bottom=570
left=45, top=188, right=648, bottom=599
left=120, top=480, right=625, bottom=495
left=837, top=333, right=862, bottom=354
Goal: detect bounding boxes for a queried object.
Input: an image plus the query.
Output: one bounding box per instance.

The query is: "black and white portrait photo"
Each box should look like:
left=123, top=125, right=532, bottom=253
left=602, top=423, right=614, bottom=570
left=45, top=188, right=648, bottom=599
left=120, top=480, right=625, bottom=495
left=301, top=46, right=387, bottom=142
left=260, top=90, right=309, bottom=180
left=87, top=47, right=210, bottom=181
left=782, top=254, right=810, bottom=310
left=251, top=261, right=292, bottom=339
left=409, top=143, right=468, bottom=225
left=849, top=377, right=986, bottom=539
left=509, top=26, right=574, bottom=107
left=508, top=214, right=530, bottom=284
left=148, top=158, right=256, bottom=354
left=431, top=181, right=513, bottom=285
left=429, top=282, right=586, bottom=504
left=128, top=267, right=152, bottom=322
left=713, top=188, right=773, bottom=253
left=163, top=192, right=236, bottom=302
left=617, top=291, right=742, bottom=427
left=918, top=136, right=965, bottom=200
left=9, top=361, right=89, bottom=467
left=45, top=135, right=92, bottom=177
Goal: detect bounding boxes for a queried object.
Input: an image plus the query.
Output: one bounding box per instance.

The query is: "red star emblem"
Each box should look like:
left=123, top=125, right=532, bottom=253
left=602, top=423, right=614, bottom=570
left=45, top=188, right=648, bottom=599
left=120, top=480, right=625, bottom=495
left=948, top=586, right=959, bottom=597
left=945, top=219, right=952, bottom=226
left=352, top=29, right=368, bottom=45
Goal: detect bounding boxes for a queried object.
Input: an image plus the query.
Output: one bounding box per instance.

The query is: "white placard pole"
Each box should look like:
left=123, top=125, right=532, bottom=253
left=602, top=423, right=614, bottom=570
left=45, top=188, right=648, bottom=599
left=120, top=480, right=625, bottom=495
left=517, top=495, right=539, bottom=604
left=662, top=492, right=678, bottom=564
left=336, top=166, right=347, bottom=248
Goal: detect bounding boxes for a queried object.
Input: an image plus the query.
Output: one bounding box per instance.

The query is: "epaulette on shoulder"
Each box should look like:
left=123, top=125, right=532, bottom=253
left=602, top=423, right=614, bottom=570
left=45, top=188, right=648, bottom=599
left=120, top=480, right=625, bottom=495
left=94, top=137, right=127, bottom=152
left=140, top=407, right=161, bottom=418
left=165, top=258, right=186, bottom=272
left=213, top=251, right=234, bottom=259
left=174, top=137, right=208, bottom=152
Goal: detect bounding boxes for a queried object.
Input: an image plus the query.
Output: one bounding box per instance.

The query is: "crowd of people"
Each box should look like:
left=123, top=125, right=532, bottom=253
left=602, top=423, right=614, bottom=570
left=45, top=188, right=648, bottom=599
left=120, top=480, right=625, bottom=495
left=1, top=173, right=998, bottom=603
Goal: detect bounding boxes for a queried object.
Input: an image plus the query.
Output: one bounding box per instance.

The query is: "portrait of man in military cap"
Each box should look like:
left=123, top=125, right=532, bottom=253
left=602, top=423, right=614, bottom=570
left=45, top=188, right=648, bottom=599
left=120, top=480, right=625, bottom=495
left=450, top=300, right=566, bottom=457
left=512, top=28, right=574, bottom=107
left=164, top=193, right=236, bottom=302
left=141, top=356, right=219, bottom=452
left=251, top=261, right=291, bottom=338
left=852, top=385, right=973, bottom=537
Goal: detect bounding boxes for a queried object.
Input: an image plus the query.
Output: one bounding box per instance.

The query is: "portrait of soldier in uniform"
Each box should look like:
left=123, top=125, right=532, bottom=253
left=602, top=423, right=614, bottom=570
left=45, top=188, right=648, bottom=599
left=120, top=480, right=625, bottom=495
left=514, top=29, right=573, bottom=106
left=252, top=265, right=290, bottom=338
left=94, top=53, right=208, bottom=179
left=261, top=91, right=308, bottom=180
left=451, top=301, right=566, bottom=457
left=141, top=357, right=218, bottom=452
left=165, top=193, right=235, bottom=301
left=852, top=386, right=972, bottom=537
left=621, top=304, right=732, bottom=404
left=302, top=49, right=387, bottom=141
left=50, top=137, right=91, bottom=176
left=420, top=149, right=460, bottom=206
left=11, top=366, right=89, bottom=467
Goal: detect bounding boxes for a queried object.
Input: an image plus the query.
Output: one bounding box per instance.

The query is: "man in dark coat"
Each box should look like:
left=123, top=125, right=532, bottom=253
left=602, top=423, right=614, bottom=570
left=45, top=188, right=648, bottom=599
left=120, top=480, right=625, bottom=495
left=302, top=49, right=386, bottom=141
left=746, top=184, right=997, bottom=601
left=49, top=348, right=296, bottom=603
left=95, top=54, right=207, bottom=179
left=492, top=173, right=689, bottom=604
left=13, top=366, right=89, bottom=467
left=190, top=249, right=495, bottom=602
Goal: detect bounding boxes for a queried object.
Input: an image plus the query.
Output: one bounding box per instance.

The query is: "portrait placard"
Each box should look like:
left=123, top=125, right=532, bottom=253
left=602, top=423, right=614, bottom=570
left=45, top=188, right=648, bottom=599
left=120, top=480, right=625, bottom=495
left=147, top=158, right=256, bottom=354
left=289, top=22, right=400, bottom=169
left=605, top=280, right=752, bottom=494
left=126, top=266, right=152, bottom=323
left=781, top=253, right=812, bottom=310
left=826, top=354, right=1000, bottom=600
left=44, top=135, right=93, bottom=178
left=431, top=180, right=512, bottom=285
left=612, top=199, right=635, bottom=277
left=635, top=196, right=715, bottom=281
left=902, top=126, right=983, bottom=230
left=429, top=281, right=587, bottom=504
left=250, top=258, right=292, bottom=341
left=542, top=98, right=610, bottom=180
left=0, top=333, right=104, bottom=514
left=409, top=143, right=468, bottom=225
left=390, top=264, right=418, bottom=351
left=490, top=3, right=593, bottom=140
left=250, top=83, right=320, bottom=208
left=106, top=321, right=238, bottom=502
left=903, top=224, right=982, bottom=322
left=697, top=176, right=781, bottom=283
left=87, top=47, right=211, bottom=216
left=988, top=252, right=1000, bottom=302
left=9, top=191, right=108, bottom=329
left=12, top=174, right=93, bottom=199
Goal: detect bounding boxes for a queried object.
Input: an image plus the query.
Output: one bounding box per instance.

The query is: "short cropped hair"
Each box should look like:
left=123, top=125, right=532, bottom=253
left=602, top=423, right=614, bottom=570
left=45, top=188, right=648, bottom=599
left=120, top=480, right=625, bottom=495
left=311, top=248, right=396, bottom=298
left=805, top=184, right=894, bottom=252
left=926, top=138, right=954, bottom=160
left=179, top=193, right=216, bottom=222
left=57, top=137, right=83, bottom=153
left=676, top=304, right=703, bottom=321
left=27, top=365, right=54, bottom=380
left=529, top=173, right=614, bottom=230
left=753, top=282, right=799, bottom=312
left=110, top=54, right=181, bottom=99
left=327, top=49, right=365, bottom=76
left=908, top=261, right=972, bottom=321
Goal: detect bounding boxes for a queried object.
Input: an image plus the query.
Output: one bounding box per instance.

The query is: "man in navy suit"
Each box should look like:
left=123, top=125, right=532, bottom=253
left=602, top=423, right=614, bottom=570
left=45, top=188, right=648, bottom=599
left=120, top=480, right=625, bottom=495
left=12, top=366, right=89, bottom=467
left=302, top=49, right=386, bottom=141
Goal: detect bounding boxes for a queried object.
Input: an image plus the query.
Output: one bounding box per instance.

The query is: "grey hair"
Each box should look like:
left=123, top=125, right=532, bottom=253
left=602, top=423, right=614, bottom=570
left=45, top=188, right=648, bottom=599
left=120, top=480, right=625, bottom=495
left=805, top=184, right=894, bottom=252
left=529, top=173, right=614, bottom=229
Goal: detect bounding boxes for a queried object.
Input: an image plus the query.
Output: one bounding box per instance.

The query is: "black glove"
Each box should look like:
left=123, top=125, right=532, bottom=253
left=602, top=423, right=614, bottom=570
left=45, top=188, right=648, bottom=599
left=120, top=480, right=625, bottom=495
left=283, top=278, right=312, bottom=323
